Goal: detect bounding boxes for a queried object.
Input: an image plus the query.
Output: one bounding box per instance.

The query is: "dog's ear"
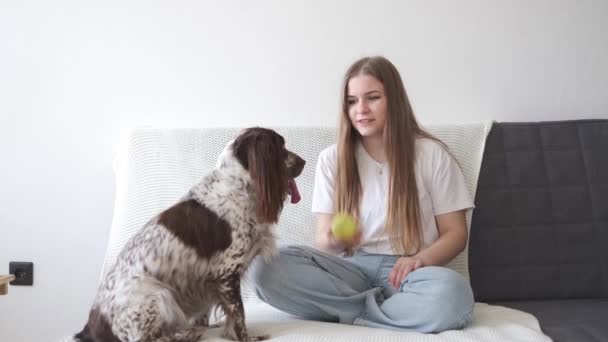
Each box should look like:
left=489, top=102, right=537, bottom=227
left=247, top=133, right=287, bottom=224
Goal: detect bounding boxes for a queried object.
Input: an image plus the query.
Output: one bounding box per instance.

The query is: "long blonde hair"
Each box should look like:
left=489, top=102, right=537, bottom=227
left=336, top=56, right=444, bottom=255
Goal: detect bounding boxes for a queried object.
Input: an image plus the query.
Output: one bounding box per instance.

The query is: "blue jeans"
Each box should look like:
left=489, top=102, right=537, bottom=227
left=248, top=245, right=474, bottom=333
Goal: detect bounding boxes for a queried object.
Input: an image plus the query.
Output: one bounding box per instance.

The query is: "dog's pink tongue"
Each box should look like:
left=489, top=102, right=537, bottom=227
left=288, top=179, right=301, bottom=204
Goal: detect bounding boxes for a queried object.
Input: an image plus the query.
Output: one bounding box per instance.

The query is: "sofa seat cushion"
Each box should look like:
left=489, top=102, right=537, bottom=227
left=204, top=301, right=551, bottom=341
left=497, top=299, right=608, bottom=342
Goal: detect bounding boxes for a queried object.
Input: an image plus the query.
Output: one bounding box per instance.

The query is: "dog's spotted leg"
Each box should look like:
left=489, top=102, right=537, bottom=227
left=191, top=308, right=223, bottom=329
left=192, top=312, right=211, bottom=327
left=156, top=326, right=207, bottom=342
left=115, top=281, right=188, bottom=342
left=218, top=276, right=269, bottom=342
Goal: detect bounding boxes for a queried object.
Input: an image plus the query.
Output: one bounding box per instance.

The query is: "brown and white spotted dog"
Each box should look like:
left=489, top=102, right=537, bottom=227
left=70, top=127, right=305, bottom=342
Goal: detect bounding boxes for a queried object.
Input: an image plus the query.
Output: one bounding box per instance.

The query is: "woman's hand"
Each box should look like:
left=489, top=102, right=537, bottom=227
left=315, top=213, right=362, bottom=253
left=327, top=227, right=362, bottom=250
left=388, top=256, right=423, bottom=288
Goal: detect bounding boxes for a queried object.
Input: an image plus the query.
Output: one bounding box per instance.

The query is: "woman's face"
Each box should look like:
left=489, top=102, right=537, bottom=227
left=347, top=74, right=387, bottom=139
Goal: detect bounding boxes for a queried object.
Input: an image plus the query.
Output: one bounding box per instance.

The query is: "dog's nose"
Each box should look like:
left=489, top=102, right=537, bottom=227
left=287, top=152, right=305, bottom=178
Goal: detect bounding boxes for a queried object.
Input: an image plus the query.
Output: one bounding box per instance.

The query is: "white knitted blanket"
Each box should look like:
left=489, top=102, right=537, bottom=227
left=205, top=302, right=550, bottom=342
left=102, top=123, right=552, bottom=341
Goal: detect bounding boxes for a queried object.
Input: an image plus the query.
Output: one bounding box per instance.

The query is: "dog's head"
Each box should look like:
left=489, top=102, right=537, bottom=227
left=224, top=127, right=305, bottom=224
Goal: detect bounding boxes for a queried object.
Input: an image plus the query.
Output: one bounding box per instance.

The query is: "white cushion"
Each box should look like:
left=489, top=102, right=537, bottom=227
left=104, top=123, right=492, bottom=284
left=204, top=301, right=551, bottom=342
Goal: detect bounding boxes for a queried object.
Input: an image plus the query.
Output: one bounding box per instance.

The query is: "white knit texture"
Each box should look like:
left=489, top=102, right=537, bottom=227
left=203, top=302, right=551, bottom=342
left=103, top=124, right=491, bottom=278
left=101, top=123, right=551, bottom=341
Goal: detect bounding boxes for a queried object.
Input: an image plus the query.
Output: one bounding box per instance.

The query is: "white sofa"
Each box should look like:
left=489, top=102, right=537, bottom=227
left=102, top=124, right=551, bottom=342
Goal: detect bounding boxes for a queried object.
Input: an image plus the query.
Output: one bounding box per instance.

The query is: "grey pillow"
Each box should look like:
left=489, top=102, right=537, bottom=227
left=469, top=120, right=608, bottom=301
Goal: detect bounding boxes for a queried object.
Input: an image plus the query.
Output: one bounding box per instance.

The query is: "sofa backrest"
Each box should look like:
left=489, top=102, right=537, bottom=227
left=469, top=119, right=608, bottom=302
left=104, top=123, right=491, bottom=301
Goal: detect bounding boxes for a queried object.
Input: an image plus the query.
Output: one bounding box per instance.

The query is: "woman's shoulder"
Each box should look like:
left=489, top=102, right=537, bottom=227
left=416, top=137, right=449, bottom=159
left=318, top=144, right=338, bottom=161
left=315, top=144, right=338, bottom=175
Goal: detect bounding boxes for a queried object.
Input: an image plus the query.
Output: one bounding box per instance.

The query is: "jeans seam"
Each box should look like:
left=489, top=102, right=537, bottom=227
left=327, top=275, right=349, bottom=296
left=291, top=245, right=368, bottom=285
left=302, top=248, right=369, bottom=295
left=372, top=255, right=388, bottom=286
left=342, top=255, right=374, bottom=288
left=352, top=287, right=382, bottom=324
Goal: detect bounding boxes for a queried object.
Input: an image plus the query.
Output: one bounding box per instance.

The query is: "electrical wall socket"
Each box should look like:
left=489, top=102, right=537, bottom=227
left=9, top=262, right=34, bottom=286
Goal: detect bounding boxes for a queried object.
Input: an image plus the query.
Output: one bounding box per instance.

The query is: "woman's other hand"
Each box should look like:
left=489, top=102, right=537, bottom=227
left=388, top=256, right=423, bottom=288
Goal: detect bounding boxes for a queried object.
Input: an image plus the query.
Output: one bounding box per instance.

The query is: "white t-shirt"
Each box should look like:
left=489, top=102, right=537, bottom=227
left=312, top=138, right=474, bottom=255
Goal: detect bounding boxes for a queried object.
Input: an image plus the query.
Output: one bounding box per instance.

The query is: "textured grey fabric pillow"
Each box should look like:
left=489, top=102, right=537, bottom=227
left=469, top=120, right=608, bottom=301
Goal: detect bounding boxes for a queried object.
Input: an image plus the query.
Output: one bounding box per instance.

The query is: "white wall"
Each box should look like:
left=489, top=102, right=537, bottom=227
left=1, top=0, right=606, bottom=340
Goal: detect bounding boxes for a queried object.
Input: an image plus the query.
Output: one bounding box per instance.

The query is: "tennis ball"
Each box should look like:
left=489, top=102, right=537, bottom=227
left=331, top=213, right=358, bottom=241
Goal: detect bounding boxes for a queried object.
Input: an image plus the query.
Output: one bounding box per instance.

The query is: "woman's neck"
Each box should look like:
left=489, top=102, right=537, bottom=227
left=361, top=135, right=386, bottom=164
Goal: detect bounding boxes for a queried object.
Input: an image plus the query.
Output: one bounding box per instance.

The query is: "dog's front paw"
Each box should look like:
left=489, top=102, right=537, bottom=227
left=222, top=330, right=269, bottom=341
left=208, top=321, right=223, bottom=329
left=246, top=333, right=270, bottom=341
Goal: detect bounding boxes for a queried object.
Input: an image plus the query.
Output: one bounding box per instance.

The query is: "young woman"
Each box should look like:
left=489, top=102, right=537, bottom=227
left=250, top=56, right=474, bottom=333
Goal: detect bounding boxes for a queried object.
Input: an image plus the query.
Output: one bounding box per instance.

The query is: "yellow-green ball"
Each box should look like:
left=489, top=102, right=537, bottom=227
left=331, top=213, right=358, bottom=241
